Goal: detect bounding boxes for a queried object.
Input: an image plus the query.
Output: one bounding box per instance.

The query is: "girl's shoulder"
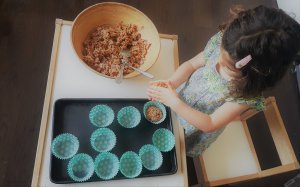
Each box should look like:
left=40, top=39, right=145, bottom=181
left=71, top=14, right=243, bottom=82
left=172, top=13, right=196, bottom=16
left=203, top=31, right=223, bottom=64
left=225, top=96, right=266, bottom=111
left=206, top=31, right=223, bottom=45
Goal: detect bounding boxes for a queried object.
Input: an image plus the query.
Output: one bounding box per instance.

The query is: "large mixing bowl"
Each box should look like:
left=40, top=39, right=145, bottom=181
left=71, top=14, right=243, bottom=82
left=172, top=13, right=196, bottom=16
left=71, top=2, right=160, bottom=79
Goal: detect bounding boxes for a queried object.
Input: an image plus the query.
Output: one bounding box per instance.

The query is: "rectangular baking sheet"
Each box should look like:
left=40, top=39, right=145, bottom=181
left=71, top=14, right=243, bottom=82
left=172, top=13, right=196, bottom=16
left=50, top=98, right=177, bottom=183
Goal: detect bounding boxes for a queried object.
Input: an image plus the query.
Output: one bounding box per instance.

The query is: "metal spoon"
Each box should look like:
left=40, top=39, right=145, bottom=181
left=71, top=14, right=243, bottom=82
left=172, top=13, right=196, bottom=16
left=121, top=50, right=154, bottom=79
left=124, top=61, right=154, bottom=79
left=115, top=63, right=125, bottom=84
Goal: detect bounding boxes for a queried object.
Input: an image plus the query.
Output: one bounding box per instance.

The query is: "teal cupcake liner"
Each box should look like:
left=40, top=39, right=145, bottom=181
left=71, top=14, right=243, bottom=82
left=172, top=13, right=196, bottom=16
left=94, top=152, right=119, bottom=180
left=90, top=128, right=116, bottom=152
left=89, top=105, right=114, bottom=127
left=117, top=106, right=141, bottom=128
left=67, top=153, right=94, bottom=182
left=143, top=101, right=166, bottom=124
left=51, top=133, right=79, bottom=160
left=152, top=128, right=175, bottom=152
left=139, top=144, right=163, bottom=171
left=120, top=151, right=142, bottom=178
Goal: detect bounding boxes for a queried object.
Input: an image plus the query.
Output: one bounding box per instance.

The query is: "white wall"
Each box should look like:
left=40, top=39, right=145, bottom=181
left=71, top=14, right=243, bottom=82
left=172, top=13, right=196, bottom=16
left=277, top=0, right=300, bottom=23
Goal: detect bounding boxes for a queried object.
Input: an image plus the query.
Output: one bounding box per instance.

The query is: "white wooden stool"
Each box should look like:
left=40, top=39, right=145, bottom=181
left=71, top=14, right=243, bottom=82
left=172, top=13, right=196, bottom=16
left=193, top=97, right=299, bottom=186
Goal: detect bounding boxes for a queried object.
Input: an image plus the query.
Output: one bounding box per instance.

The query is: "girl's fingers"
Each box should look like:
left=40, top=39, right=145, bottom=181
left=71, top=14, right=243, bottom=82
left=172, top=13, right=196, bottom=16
left=146, top=90, right=159, bottom=98
left=157, top=99, right=163, bottom=103
left=149, top=85, right=162, bottom=90
left=147, top=88, right=161, bottom=95
left=149, top=94, right=161, bottom=102
left=147, top=95, right=152, bottom=100
left=149, top=85, right=156, bottom=90
left=147, top=90, right=162, bottom=101
left=148, top=86, right=165, bottom=94
left=167, top=81, right=175, bottom=91
left=151, top=86, right=166, bottom=92
left=167, top=81, right=172, bottom=88
left=147, top=91, right=163, bottom=103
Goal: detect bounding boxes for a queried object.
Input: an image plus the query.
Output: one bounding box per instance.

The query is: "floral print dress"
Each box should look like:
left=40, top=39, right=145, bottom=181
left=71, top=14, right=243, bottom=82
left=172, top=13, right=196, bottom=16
left=177, top=32, right=265, bottom=157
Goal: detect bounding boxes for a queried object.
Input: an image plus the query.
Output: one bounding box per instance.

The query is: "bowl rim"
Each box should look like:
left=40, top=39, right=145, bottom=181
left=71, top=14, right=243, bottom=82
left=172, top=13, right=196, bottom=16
left=71, top=2, right=161, bottom=79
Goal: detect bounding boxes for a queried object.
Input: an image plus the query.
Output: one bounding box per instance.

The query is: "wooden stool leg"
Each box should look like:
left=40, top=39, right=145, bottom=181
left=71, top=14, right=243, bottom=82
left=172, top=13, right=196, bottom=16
left=193, top=157, right=210, bottom=187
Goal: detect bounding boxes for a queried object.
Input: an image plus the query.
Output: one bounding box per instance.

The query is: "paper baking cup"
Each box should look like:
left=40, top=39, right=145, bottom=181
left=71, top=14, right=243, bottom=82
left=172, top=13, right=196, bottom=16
left=143, top=101, right=166, bottom=124
left=89, top=105, right=114, bottom=127
left=117, top=106, right=141, bottom=128
left=94, top=152, right=119, bottom=180
left=139, top=144, right=163, bottom=171
left=90, top=128, right=116, bottom=152
left=120, top=151, right=142, bottom=178
left=67, top=153, right=94, bottom=182
left=51, top=133, right=79, bottom=160
left=152, top=128, right=175, bottom=152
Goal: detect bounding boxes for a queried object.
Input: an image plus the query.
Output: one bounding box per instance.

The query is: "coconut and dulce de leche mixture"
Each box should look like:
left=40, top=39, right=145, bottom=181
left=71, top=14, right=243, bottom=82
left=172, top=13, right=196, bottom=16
left=146, top=106, right=163, bottom=122
left=82, top=22, right=151, bottom=77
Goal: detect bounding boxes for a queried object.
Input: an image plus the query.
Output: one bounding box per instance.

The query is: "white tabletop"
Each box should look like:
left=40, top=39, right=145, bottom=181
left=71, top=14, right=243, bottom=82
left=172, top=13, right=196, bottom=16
left=37, top=24, right=187, bottom=187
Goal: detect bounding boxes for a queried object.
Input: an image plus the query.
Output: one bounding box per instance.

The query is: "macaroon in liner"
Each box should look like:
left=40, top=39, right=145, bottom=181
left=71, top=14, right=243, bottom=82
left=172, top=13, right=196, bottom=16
left=152, top=128, right=175, bottom=152
left=67, top=153, right=94, bottom=182
left=143, top=101, right=166, bottom=124
left=139, top=144, right=163, bottom=171
left=119, top=151, right=142, bottom=178
left=94, top=152, right=119, bottom=180
left=89, top=105, right=114, bottom=127
left=51, top=133, right=79, bottom=160
left=117, top=106, right=141, bottom=128
left=90, top=128, right=116, bottom=152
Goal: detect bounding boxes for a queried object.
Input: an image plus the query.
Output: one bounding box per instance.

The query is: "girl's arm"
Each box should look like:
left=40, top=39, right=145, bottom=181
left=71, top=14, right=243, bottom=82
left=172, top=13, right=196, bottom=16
left=172, top=99, right=249, bottom=132
left=147, top=84, right=249, bottom=132
left=156, top=51, right=206, bottom=89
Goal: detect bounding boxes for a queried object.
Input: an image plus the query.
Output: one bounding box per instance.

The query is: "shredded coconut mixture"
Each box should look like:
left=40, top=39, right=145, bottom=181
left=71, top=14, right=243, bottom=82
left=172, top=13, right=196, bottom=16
left=82, top=23, right=151, bottom=77
left=153, top=82, right=168, bottom=88
left=146, top=106, right=162, bottom=122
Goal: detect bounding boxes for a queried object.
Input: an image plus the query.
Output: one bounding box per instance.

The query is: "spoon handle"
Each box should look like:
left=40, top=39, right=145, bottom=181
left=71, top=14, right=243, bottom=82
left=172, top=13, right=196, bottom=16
left=115, top=64, right=125, bottom=84
left=129, top=65, right=154, bottom=79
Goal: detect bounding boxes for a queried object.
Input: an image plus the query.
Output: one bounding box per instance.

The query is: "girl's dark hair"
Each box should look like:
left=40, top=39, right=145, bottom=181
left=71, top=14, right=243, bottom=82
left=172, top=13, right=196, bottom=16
left=222, top=5, right=300, bottom=97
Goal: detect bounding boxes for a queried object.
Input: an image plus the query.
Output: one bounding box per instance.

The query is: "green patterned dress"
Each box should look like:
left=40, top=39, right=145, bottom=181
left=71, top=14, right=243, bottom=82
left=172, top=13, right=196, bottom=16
left=177, top=32, right=265, bottom=157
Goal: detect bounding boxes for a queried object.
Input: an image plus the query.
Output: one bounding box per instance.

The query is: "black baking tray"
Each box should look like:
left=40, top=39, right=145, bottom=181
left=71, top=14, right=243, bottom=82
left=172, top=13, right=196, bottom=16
left=50, top=98, right=178, bottom=184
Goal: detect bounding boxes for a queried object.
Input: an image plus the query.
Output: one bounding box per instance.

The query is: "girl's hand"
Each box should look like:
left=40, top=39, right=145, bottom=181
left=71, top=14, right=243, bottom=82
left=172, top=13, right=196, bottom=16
left=147, top=79, right=170, bottom=100
left=147, top=81, right=181, bottom=108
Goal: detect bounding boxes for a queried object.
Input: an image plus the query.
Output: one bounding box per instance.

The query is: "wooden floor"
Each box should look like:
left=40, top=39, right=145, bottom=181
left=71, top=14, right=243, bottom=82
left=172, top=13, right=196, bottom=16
left=1, top=0, right=300, bottom=186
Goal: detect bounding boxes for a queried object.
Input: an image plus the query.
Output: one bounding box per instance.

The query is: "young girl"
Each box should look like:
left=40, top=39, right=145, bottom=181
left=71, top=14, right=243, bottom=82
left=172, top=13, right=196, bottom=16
left=147, top=5, right=300, bottom=157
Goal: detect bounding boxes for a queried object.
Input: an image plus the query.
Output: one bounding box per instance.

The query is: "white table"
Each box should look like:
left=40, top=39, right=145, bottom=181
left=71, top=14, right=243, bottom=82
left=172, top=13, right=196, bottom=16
left=31, top=19, right=188, bottom=187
